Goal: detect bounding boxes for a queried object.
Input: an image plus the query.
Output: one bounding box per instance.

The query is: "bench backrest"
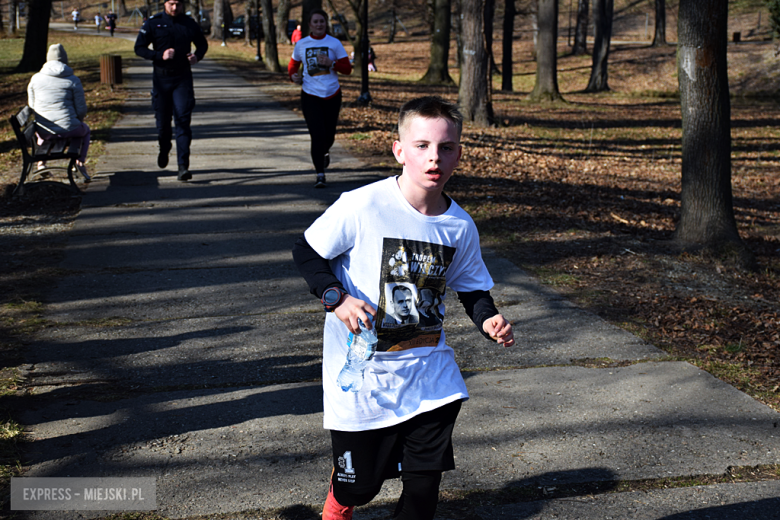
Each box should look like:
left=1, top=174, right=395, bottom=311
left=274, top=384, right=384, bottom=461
left=9, top=106, right=82, bottom=162
left=9, top=106, right=35, bottom=161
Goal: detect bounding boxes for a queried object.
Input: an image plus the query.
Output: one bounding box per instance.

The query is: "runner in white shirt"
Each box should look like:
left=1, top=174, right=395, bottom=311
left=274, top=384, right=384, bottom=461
left=288, top=9, right=352, bottom=188
left=293, top=96, right=515, bottom=520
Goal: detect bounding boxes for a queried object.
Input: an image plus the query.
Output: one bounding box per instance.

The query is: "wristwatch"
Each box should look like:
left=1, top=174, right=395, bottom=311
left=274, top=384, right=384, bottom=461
left=321, top=286, right=347, bottom=312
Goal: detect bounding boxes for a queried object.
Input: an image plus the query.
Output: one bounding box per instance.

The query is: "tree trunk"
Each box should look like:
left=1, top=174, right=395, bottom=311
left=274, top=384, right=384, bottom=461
left=211, top=0, right=225, bottom=40
left=277, top=0, right=292, bottom=44
left=7, top=0, right=18, bottom=36
left=675, top=0, right=751, bottom=265
left=585, top=0, right=612, bottom=92
left=420, top=0, right=454, bottom=85
left=301, top=0, right=322, bottom=38
left=426, top=0, right=435, bottom=34
left=118, top=0, right=129, bottom=16
left=388, top=5, right=396, bottom=43
left=528, top=0, right=562, bottom=101
left=484, top=0, right=499, bottom=75
left=16, top=0, right=52, bottom=73
left=501, top=0, right=515, bottom=91
left=573, top=0, right=588, bottom=55
left=458, top=0, right=494, bottom=126
left=254, top=0, right=263, bottom=60
left=245, top=1, right=252, bottom=46
left=261, top=0, right=280, bottom=71
left=454, top=0, right=463, bottom=68
left=652, top=0, right=667, bottom=46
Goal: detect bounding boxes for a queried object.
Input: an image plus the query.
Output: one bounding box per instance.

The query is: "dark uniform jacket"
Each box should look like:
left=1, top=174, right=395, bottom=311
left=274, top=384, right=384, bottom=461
left=134, top=11, right=208, bottom=73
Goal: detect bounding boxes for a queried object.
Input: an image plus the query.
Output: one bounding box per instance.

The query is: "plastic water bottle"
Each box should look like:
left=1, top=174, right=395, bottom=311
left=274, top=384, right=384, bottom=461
left=336, top=317, right=378, bottom=392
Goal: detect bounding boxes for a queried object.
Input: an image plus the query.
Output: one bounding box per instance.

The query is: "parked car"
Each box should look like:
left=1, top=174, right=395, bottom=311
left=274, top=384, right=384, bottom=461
left=229, top=14, right=263, bottom=40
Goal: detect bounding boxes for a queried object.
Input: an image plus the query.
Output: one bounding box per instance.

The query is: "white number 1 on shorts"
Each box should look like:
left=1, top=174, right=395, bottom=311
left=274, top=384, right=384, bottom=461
left=342, top=450, right=355, bottom=474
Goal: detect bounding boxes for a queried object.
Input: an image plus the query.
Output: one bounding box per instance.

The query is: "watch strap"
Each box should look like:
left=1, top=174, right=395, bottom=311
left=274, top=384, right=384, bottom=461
left=321, top=286, right=346, bottom=312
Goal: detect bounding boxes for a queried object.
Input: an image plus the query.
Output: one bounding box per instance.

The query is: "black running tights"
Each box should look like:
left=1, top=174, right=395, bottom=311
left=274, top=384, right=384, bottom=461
left=301, top=89, right=342, bottom=173
left=392, top=470, right=442, bottom=520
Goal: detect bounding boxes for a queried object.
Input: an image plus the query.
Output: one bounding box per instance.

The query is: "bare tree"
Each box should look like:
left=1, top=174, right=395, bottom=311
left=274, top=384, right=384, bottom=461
left=573, top=0, right=588, bottom=55
left=16, top=0, right=52, bottom=73
left=675, top=0, right=752, bottom=266
left=458, top=0, right=493, bottom=125
left=211, top=0, right=226, bottom=40
left=484, top=0, right=498, bottom=75
left=501, top=0, right=515, bottom=91
left=7, top=0, right=18, bottom=36
left=454, top=0, right=463, bottom=67
left=584, top=0, right=612, bottom=92
left=245, top=0, right=252, bottom=45
left=255, top=0, right=263, bottom=60
left=652, top=0, right=667, bottom=46
left=387, top=0, right=397, bottom=43
left=277, top=0, right=292, bottom=44
left=261, top=0, right=280, bottom=71
left=118, top=0, right=129, bottom=16
left=420, top=0, right=454, bottom=85
left=528, top=0, right=562, bottom=101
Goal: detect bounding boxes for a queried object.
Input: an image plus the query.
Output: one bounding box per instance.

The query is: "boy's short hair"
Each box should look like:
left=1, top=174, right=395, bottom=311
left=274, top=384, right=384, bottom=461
left=398, top=96, right=463, bottom=140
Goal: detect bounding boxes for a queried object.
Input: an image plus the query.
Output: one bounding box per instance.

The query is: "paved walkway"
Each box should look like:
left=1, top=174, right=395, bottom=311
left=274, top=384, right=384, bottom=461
left=13, top=53, right=780, bottom=519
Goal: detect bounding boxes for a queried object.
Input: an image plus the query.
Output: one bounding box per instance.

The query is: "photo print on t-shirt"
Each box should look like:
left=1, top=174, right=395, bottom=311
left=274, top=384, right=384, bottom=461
left=305, top=46, right=330, bottom=77
left=375, top=238, right=455, bottom=352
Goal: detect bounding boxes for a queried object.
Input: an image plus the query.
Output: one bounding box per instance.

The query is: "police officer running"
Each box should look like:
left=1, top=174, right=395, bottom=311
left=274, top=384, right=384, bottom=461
left=134, top=0, right=207, bottom=181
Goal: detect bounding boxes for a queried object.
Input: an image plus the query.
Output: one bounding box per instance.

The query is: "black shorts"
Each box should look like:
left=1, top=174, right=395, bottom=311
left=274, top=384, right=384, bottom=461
left=330, top=400, right=462, bottom=496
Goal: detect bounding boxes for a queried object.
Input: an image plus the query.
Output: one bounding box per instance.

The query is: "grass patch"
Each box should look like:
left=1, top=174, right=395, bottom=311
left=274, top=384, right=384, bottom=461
left=528, top=266, right=580, bottom=287
left=0, top=368, right=23, bottom=505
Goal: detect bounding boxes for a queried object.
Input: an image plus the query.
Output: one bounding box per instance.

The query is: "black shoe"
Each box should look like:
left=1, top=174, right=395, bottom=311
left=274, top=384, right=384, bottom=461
left=158, top=144, right=171, bottom=169
left=323, top=153, right=330, bottom=170
left=177, top=166, right=192, bottom=182
left=315, top=173, right=326, bottom=188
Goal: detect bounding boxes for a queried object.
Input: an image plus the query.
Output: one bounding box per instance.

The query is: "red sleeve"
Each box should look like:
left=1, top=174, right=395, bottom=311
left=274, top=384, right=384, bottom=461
left=333, top=57, right=352, bottom=75
left=288, top=59, right=301, bottom=80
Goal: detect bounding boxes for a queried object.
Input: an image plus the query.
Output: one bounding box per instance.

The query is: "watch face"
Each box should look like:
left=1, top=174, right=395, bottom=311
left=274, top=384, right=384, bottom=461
left=323, top=288, right=341, bottom=305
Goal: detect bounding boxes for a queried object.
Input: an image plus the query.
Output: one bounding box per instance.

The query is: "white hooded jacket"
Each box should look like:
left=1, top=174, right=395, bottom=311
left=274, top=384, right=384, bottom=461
left=27, top=60, right=87, bottom=134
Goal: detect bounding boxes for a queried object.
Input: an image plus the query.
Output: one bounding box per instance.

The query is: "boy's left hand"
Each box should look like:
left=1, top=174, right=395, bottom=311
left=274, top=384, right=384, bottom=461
left=483, top=314, right=514, bottom=347
left=334, top=295, right=377, bottom=335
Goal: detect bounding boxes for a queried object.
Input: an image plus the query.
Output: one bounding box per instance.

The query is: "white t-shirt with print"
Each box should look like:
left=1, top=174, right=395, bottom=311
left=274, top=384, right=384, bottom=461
left=305, top=177, right=494, bottom=431
left=291, top=34, right=348, bottom=98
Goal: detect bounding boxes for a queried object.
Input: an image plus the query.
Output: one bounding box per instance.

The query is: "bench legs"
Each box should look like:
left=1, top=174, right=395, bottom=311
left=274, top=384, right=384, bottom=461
left=12, top=158, right=34, bottom=197
left=12, top=157, right=82, bottom=197
left=66, top=158, right=80, bottom=191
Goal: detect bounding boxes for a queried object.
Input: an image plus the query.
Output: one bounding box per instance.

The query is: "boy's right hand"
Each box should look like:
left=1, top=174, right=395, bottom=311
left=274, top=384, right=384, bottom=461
left=334, top=295, right=376, bottom=334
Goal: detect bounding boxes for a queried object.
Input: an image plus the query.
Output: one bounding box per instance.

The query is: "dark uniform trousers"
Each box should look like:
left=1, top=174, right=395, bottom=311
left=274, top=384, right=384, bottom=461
left=152, top=67, right=195, bottom=169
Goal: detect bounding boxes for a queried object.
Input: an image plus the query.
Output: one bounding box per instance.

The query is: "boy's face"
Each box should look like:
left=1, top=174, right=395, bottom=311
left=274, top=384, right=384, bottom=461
left=392, top=116, right=462, bottom=195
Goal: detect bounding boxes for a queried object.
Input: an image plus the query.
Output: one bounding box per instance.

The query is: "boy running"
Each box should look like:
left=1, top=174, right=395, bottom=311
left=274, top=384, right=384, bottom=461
left=292, top=96, right=514, bottom=519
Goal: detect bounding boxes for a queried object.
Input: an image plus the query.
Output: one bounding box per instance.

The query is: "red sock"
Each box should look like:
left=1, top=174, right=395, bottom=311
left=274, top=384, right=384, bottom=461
left=322, top=481, right=354, bottom=520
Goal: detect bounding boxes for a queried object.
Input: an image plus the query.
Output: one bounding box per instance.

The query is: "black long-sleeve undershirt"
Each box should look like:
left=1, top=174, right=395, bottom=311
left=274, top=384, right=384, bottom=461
left=292, top=235, right=499, bottom=341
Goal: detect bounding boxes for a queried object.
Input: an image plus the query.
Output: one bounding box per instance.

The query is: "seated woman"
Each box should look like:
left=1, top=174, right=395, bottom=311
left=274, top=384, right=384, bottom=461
left=27, top=43, right=91, bottom=181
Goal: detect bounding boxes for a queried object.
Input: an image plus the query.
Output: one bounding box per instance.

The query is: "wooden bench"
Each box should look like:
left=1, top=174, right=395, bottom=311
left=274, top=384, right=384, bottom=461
left=9, top=105, right=88, bottom=197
